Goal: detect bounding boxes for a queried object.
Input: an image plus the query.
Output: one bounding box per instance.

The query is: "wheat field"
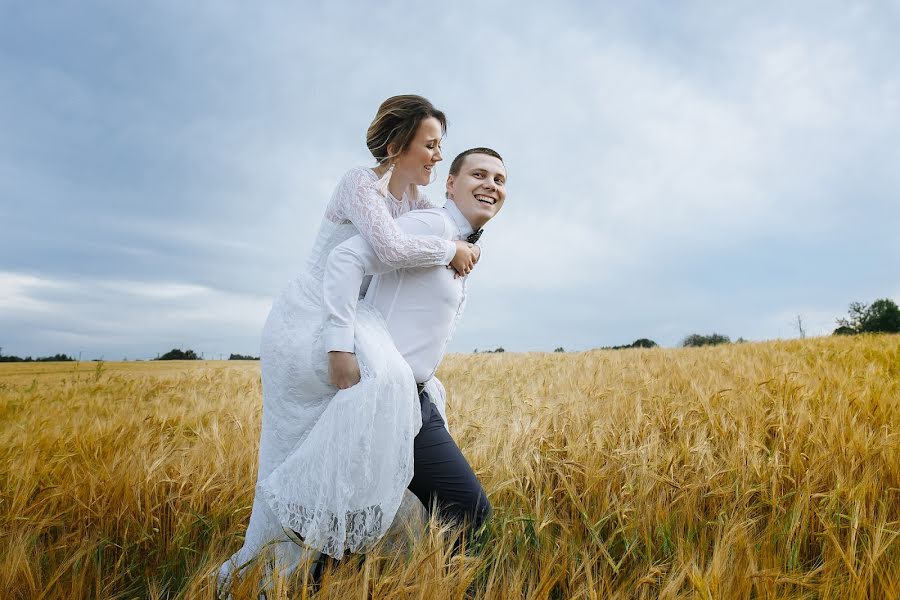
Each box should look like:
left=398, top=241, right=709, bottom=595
left=1, top=335, right=899, bottom=599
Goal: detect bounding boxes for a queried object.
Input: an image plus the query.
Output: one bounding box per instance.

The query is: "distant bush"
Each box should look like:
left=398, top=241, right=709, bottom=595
left=600, top=339, right=659, bottom=351
left=36, top=354, right=76, bottom=362
left=631, top=338, right=658, bottom=348
left=155, top=349, right=200, bottom=361
left=554, top=347, right=565, bottom=353
left=682, top=333, right=730, bottom=348
left=228, top=353, right=260, bottom=360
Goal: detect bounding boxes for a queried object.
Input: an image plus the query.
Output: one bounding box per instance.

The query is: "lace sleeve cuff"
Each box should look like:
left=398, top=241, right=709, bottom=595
left=441, top=239, right=455, bottom=265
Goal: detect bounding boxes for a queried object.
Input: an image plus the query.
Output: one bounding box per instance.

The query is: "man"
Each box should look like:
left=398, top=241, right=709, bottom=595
left=322, top=147, right=507, bottom=534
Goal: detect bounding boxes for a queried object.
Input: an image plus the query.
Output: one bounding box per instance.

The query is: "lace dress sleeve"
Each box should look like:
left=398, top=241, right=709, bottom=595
left=410, top=188, right=484, bottom=258
left=409, top=188, right=441, bottom=210
left=334, top=169, right=455, bottom=268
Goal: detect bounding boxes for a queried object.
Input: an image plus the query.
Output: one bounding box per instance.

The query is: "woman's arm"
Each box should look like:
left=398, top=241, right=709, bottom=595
left=339, top=169, right=456, bottom=269
left=410, top=186, right=482, bottom=277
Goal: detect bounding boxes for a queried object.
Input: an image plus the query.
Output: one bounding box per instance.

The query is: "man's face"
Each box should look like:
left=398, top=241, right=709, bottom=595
left=445, top=154, right=507, bottom=229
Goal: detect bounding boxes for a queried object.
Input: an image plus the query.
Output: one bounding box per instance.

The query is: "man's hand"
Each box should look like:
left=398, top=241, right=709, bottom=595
left=328, top=351, right=361, bottom=389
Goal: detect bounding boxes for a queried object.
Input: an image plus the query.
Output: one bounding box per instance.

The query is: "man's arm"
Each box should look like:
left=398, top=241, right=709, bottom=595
left=322, top=211, right=448, bottom=387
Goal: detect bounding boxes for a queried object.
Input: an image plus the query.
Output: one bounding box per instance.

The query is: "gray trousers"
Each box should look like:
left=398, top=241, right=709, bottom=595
left=407, top=389, right=492, bottom=531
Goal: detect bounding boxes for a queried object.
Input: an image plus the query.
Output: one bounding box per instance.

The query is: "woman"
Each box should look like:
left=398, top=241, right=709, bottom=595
left=218, top=95, right=479, bottom=589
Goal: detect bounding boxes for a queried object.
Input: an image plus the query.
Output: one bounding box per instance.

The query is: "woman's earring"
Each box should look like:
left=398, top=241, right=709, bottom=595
left=375, top=163, right=395, bottom=198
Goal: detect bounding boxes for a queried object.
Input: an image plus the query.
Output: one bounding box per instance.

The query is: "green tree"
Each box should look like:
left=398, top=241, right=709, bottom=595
left=682, top=333, right=730, bottom=348
left=35, top=353, right=75, bottom=362
left=156, top=348, right=200, bottom=360
left=631, top=338, right=658, bottom=348
left=858, top=298, right=900, bottom=333
left=836, top=298, right=900, bottom=334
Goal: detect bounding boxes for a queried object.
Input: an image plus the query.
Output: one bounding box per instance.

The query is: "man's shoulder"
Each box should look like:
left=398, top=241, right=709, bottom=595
left=406, top=206, right=447, bottom=219
left=401, top=207, right=453, bottom=237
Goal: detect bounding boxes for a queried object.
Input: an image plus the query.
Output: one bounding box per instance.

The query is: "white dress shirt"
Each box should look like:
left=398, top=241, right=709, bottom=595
left=323, top=200, right=474, bottom=383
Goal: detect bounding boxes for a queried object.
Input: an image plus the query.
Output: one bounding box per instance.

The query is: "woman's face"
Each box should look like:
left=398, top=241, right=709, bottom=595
left=393, top=117, right=444, bottom=186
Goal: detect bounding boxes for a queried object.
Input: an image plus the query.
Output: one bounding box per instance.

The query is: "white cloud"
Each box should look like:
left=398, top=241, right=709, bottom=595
left=97, top=280, right=211, bottom=300
left=0, top=272, right=72, bottom=313
left=2, top=2, right=898, bottom=356
left=0, top=271, right=269, bottom=358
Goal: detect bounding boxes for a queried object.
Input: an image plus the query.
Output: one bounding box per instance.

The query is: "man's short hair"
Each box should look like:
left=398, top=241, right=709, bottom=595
left=448, top=147, right=504, bottom=176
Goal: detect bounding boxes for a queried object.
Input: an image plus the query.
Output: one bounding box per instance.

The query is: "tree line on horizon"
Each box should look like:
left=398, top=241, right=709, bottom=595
left=153, top=349, right=259, bottom=361
left=491, top=297, right=900, bottom=353
left=0, top=349, right=260, bottom=362
left=0, top=353, right=76, bottom=363
left=3, top=298, right=897, bottom=362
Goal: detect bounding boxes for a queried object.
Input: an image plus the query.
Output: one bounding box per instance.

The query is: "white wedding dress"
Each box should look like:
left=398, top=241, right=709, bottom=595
left=218, top=167, right=454, bottom=591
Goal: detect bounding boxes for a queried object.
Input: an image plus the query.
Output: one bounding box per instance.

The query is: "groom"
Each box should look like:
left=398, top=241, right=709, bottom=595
left=322, top=147, right=507, bottom=534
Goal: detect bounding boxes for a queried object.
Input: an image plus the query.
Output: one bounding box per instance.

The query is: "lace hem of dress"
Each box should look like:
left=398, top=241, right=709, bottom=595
left=258, top=493, right=389, bottom=558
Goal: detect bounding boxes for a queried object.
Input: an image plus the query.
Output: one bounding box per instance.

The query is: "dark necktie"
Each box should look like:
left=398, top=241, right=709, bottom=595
left=467, top=229, right=483, bottom=244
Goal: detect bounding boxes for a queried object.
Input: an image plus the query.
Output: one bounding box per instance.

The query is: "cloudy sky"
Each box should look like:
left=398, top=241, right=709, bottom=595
left=2, top=1, right=898, bottom=360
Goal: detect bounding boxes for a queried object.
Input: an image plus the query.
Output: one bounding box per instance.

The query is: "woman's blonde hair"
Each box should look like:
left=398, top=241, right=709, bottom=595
left=366, top=95, right=447, bottom=165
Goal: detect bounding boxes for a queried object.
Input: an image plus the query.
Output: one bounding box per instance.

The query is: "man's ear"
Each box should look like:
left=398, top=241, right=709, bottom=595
left=445, top=175, right=454, bottom=200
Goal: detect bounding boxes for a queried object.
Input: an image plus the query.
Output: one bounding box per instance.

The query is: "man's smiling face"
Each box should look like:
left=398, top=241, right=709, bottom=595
left=446, top=153, right=507, bottom=230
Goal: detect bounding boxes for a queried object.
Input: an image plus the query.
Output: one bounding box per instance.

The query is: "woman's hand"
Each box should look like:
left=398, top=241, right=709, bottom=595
left=328, top=351, right=361, bottom=389
left=450, top=240, right=479, bottom=278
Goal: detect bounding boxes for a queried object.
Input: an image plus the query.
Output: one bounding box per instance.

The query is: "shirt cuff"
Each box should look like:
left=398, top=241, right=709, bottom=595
left=442, top=239, right=456, bottom=265
left=324, top=325, right=355, bottom=353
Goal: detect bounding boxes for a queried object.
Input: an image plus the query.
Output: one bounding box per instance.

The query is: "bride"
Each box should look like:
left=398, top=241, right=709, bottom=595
left=218, top=95, right=479, bottom=589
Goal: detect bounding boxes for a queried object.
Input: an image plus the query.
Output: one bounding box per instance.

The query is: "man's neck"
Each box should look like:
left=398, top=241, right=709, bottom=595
left=444, top=199, right=482, bottom=233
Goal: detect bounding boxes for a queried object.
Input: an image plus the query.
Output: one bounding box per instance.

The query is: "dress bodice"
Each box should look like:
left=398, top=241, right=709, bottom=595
left=302, top=219, right=362, bottom=285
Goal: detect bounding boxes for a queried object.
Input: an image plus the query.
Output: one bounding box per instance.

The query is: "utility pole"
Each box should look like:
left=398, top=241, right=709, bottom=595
left=796, top=314, right=806, bottom=339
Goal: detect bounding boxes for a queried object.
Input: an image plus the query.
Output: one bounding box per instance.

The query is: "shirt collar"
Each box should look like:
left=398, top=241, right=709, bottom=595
left=443, top=200, right=475, bottom=239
